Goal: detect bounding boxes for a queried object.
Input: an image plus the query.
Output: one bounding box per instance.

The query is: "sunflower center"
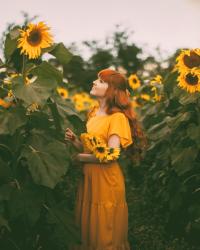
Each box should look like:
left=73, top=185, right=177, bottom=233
left=27, top=30, right=42, bottom=46
left=133, top=79, right=137, bottom=84
left=185, top=73, right=198, bottom=86
left=96, top=147, right=105, bottom=153
left=183, top=52, right=200, bottom=69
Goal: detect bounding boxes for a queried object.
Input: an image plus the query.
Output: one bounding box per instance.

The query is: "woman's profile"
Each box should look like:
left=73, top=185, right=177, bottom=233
left=65, top=68, right=147, bottom=250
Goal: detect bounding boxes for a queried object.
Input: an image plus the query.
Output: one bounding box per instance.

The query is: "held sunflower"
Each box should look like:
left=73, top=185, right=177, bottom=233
left=17, top=22, right=53, bottom=59
left=106, top=147, right=120, bottom=161
left=93, top=144, right=109, bottom=162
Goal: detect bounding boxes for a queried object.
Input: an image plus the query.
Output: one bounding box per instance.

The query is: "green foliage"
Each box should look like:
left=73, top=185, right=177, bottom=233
left=0, top=22, right=84, bottom=249
left=135, top=71, right=200, bottom=249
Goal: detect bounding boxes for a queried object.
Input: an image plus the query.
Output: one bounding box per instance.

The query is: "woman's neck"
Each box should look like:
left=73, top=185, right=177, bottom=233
left=96, top=97, right=107, bottom=114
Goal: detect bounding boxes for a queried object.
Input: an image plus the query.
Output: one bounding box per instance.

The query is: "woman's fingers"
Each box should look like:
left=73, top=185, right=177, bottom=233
left=65, top=128, right=76, bottom=141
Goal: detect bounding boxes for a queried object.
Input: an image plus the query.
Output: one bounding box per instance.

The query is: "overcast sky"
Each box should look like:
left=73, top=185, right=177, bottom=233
left=0, top=0, right=199, bottom=60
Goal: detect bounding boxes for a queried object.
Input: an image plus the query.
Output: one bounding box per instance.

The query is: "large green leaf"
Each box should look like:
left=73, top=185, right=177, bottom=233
left=0, top=214, right=11, bottom=232
left=13, top=75, right=57, bottom=106
left=166, top=111, right=191, bottom=129
left=0, top=107, right=27, bottom=135
left=48, top=96, right=85, bottom=132
left=30, top=61, right=63, bottom=83
left=0, top=183, right=13, bottom=201
left=49, top=42, right=73, bottom=66
left=46, top=200, right=81, bottom=247
left=4, top=33, right=17, bottom=61
left=0, top=158, right=12, bottom=182
left=21, top=130, right=69, bottom=188
left=8, top=184, right=45, bottom=226
left=179, top=92, right=199, bottom=105
left=147, top=120, right=171, bottom=141
left=171, top=147, right=198, bottom=176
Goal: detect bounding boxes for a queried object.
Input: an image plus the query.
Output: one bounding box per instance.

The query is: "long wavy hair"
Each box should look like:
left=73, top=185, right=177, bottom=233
left=90, top=68, right=148, bottom=161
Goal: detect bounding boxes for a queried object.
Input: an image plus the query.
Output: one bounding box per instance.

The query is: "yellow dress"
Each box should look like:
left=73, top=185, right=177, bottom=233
left=71, top=106, right=133, bottom=250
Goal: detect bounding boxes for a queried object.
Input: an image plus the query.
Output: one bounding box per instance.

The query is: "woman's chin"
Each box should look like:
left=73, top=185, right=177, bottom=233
left=90, top=90, right=96, bottom=96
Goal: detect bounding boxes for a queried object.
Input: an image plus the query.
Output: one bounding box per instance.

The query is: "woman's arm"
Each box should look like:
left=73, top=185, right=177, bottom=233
left=76, top=134, right=121, bottom=164
left=71, top=137, right=84, bottom=152
left=76, top=153, right=116, bottom=164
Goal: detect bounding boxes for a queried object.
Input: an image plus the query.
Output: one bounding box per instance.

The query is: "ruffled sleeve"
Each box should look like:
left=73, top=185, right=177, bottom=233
left=107, top=112, right=133, bottom=148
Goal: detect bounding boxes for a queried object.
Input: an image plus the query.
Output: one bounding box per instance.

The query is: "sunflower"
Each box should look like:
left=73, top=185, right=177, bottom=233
left=80, top=133, right=105, bottom=152
left=8, top=90, right=14, bottom=98
left=93, top=144, right=109, bottom=162
left=151, top=87, right=163, bottom=102
left=3, top=73, right=20, bottom=84
left=17, top=22, right=53, bottom=59
left=174, top=49, right=200, bottom=73
left=106, top=147, right=120, bottom=161
left=128, top=74, right=141, bottom=90
left=71, top=92, right=98, bottom=111
left=57, top=87, right=68, bottom=99
left=140, top=94, right=151, bottom=101
left=80, top=132, right=121, bottom=162
left=150, top=75, right=163, bottom=85
left=177, top=69, right=200, bottom=93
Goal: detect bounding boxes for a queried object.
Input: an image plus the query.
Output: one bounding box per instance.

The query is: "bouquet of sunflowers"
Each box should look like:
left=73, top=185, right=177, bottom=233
left=80, top=133, right=120, bottom=163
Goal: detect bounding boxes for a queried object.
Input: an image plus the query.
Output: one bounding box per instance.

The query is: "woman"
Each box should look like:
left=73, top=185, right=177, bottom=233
left=65, top=68, right=147, bottom=250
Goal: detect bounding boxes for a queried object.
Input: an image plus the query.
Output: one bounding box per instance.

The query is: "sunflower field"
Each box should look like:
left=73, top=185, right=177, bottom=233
left=0, top=17, right=199, bottom=250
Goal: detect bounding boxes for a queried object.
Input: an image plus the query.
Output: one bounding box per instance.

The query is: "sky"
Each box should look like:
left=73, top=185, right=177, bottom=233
left=0, top=0, right=199, bottom=60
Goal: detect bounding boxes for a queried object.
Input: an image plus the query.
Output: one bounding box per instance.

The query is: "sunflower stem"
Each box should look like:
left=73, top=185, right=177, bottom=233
left=22, top=54, right=27, bottom=84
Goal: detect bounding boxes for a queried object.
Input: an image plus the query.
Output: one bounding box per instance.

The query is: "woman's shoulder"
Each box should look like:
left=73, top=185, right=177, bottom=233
left=109, top=111, right=127, bottom=120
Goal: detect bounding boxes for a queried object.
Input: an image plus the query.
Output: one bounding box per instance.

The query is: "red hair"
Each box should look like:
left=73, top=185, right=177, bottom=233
left=95, top=68, right=148, bottom=160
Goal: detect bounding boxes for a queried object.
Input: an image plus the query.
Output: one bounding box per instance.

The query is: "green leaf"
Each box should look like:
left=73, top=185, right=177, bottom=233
left=0, top=214, right=11, bottom=232
left=0, top=106, right=27, bottom=135
left=4, top=33, right=17, bottom=60
left=21, top=130, right=69, bottom=188
left=166, top=111, right=191, bottom=129
left=148, top=121, right=171, bottom=141
left=46, top=200, right=81, bottom=246
left=31, top=61, right=63, bottom=84
left=47, top=98, right=62, bottom=132
left=8, top=184, right=45, bottom=226
left=0, top=158, right=12, bottom=182
left=49, top=43, right=73, bottom=65
left=13, top=75, right=56, bottom=106
left=0, top=183, right=13, bottom=201
left=179, top=92, right=199, bottom=105
left=187, top=123, right=200, bottom=149
left=171, top=147, right=198, bottom=176
left=9, top=27, right=20, bottom=40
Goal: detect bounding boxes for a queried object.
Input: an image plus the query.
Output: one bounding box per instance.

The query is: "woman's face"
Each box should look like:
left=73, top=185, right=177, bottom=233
left=90, top=77, right=108, bottom=97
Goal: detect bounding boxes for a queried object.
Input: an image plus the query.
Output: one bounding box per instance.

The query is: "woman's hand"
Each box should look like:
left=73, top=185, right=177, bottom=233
left=64, top=128, right=77, bottom=143
left=64, top=128, right=84, bottom=152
